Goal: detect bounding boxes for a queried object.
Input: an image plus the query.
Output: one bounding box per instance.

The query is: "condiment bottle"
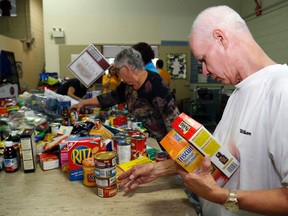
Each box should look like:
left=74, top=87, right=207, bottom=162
left=4, top=141, right=19, bottom=172
left=61, top=106, right=71, bottom=126
left=82, top=157, right=96, bottom=187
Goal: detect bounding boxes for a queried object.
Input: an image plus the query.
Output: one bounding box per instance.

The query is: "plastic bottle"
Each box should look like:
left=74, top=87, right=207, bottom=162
left=61, top=106, right=71, bottom=126
left=3, top=141, right=19, bottom=173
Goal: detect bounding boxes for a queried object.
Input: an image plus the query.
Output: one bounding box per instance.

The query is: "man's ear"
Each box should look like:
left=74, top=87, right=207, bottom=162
left=213, top=29, right=228, bottom=49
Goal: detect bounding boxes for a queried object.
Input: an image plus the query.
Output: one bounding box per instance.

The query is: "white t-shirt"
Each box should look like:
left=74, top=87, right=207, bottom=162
left=200, top=64, right=288, bottom=216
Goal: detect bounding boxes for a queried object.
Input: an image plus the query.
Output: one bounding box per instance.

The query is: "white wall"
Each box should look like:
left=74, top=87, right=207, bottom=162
left=42, top=0, right=241, bottom=73
left=242, top=0, right=288, bottom=64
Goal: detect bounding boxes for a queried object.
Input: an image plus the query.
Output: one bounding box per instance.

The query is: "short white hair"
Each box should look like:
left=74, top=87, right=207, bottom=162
left=190, top=5, right=250, bottom=43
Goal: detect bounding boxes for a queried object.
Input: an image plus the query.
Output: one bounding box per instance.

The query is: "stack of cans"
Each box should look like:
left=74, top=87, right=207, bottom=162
left=94, top=151, right=117, bottom=197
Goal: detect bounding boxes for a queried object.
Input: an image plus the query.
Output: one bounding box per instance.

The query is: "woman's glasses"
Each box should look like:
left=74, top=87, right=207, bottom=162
left=114, top=65, right=126, bottom=75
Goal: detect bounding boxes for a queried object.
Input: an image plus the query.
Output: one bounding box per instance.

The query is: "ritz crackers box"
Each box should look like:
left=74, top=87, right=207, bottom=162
left=60, top=137, right=105, bottom=181
left=160, top=113, right=240, bottom=186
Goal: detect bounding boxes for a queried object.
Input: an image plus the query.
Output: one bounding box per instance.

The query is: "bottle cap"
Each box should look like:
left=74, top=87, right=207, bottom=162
left=4, top=141, right=13, bottom=147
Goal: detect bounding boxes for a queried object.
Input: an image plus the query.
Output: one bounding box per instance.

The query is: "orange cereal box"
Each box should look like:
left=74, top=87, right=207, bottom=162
left=160, top=129, right=228, bottom=186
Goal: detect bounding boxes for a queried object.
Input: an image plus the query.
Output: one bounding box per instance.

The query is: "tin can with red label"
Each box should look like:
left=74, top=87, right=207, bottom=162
left=155, top=151, right=170, bottom=162
left=95, top=175, right=116, bottom=188
left=124, top=128, right=140, bottom=137
left=131, top=134, right=147, bottom=160
left=96, top=185, right=117, bottom=198
left=94, top=151, right=116, bottom=168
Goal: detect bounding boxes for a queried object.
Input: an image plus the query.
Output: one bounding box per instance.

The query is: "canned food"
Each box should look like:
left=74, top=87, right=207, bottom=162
left=96, top=185, right=117, bottom=198
left=95, top=175, right=116, bottom=188
left=131, top=134, right=147, bottom=160
left=95, top=166, right=116, bottom=178
left=155, top=151, right=170, bottom=162
left=94, top=151, right=116, bottom=168
left=117, top=139, right=131, bottom=164
left=49, top=123, right=61, bottom=136
left=112, top=135, right=127, bottom=151
left=124, top=128, right=139, bottom=137
left=82, top=157, right=96, bottom=187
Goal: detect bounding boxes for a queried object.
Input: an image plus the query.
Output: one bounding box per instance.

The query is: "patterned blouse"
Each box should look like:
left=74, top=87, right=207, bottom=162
left=97, top=71, right=180, bottom=142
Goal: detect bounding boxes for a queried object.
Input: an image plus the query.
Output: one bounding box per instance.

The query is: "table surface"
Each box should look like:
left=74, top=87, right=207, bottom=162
left=0, top=138, right=198, bottom=216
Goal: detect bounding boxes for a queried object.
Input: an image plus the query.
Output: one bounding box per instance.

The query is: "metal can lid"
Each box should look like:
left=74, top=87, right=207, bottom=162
left=131, top=134, right=145, bottom=140
left=156, top=151, right=169, bottom=156
left=94, top=151, right=116, bottom=161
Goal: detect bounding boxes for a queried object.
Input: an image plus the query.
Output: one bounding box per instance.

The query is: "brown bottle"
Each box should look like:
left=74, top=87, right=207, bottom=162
left=61, top=106, right=71, bottom=126
left=4, top=141, right=19, bottom=172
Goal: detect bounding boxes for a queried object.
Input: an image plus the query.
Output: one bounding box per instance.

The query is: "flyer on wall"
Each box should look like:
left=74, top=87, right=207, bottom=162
left=67, top=44, right=110, bottom=88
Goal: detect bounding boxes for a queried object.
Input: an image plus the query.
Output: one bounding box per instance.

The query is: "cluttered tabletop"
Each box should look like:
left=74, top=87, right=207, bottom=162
left=0, top=138, right=197, bottom=216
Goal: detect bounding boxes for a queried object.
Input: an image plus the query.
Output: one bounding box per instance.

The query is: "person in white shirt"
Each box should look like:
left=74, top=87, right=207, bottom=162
left=117, top=5, right=288, bottom=216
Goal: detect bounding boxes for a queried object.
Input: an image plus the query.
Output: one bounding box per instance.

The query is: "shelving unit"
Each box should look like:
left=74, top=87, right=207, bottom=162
left=190, top=86, right=223, bottom=133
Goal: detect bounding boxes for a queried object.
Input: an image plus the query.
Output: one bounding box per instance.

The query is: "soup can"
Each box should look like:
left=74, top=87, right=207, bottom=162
left=49, top=123, right=61, bottom=136
left=155, top=151, right=170, bottom=162
left=94, top=151, right=116, bottom=168
left=96, top=185, right=117, bottom=198
left=95, top=166, right=116, bottom=178
left=131, top=134, right=147, bottom=160
left=95, top=175, right=116, bottom=188
left=117, top=139, right=131, bottom=164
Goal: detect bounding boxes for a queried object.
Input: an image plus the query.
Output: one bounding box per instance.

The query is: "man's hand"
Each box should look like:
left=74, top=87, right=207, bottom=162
left=176, top=155, right=227, bottom=204
left=118, top=162, right=157, bottom=193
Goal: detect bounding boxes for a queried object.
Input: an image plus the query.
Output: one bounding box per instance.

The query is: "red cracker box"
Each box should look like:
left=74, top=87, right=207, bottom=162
left=171, top=113, right=239, bottom=179
left=160, top=129, right=228, bottom=186
left=60, top=136, right=105, bottom=181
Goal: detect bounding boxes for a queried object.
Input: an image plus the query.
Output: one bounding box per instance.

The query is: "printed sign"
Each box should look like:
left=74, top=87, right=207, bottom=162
left=67, top=44, right=110, bottom=88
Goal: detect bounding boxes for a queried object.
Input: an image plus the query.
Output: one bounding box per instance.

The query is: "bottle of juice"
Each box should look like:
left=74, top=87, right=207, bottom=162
left=4, top=140, right=19, bottom=173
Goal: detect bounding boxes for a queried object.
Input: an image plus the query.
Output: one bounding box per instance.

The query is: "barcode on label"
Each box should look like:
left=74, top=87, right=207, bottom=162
left=98, top=188, right=104, bottom=197
left=227, top=162, right=238, bottom=173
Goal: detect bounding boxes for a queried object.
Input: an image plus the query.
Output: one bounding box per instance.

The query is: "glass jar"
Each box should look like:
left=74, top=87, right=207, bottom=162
left=82, top=157, right=96, bottom=187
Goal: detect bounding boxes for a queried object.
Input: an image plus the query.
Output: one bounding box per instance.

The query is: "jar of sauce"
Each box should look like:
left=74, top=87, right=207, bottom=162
left=82, top=157, right=96, bottom=187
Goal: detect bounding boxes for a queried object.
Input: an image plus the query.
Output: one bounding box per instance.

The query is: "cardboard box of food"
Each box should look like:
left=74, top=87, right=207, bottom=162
left=170, top=113, right=239, bottom=179
left=116, top=156, right=153, bottom=183
left=60, top=136, right=105, bottom=181
left=20, top=128, right=37, bottom=173
left=160, top=129, right=229, bottom=186
left=39, top=153, right=59, bottom=170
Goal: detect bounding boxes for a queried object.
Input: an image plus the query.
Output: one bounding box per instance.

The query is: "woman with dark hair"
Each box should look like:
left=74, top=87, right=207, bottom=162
left=132, top=42, right=159, bottom=73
